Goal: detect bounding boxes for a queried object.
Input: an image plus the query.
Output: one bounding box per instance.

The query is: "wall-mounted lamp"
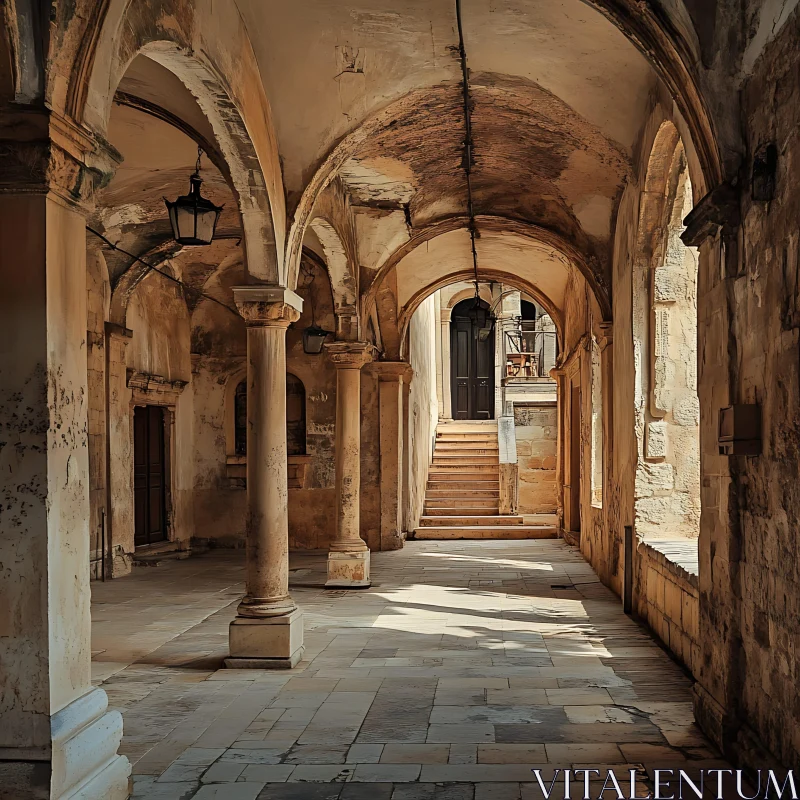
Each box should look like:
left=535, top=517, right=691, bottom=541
left=752, top=143, right=778, bottom=202
left=165, top=147, right=223, bottom=245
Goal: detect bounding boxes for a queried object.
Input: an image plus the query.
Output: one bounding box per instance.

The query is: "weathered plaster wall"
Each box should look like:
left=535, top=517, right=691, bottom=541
left=514, top=404, right=558, bottom=514
left=125, top=272, right=194, bottom=554
left=405, top=294, right=438, bottom=533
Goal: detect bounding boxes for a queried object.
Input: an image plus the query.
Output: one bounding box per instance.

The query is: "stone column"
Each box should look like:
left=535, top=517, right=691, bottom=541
left=105, top=322, right=134, bottom=577
left=325, top=341, right=375, bottom=587
left=0, top=117, right=130, bottom=798
left=227, top=286, right=305, bottom=669
left=372, top=362, right=414, bottom=551
left=440, top=307, right=453, bottom=420
left=550, top=366, right=567, bottom=535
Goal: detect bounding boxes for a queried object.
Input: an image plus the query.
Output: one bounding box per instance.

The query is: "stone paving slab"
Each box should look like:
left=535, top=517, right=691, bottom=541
left=93, top=541, right=732, bottom=798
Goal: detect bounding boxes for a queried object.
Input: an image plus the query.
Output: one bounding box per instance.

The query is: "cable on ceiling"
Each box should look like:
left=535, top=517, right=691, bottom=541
left=455, top=0, right=480, bottom=298
left=86, top=226, right=242, bottom=321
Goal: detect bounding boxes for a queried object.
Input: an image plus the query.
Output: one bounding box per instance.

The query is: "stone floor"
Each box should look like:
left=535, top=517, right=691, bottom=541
left=91, top=541, right=731, bottom=800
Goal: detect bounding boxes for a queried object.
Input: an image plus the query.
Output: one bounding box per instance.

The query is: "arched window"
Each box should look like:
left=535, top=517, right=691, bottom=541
left=233, top=374, right=306, bottom=457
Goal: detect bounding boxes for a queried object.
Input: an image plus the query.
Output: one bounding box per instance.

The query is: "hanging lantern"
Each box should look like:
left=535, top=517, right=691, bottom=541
left=303, top=324, right=331, bottom=355
left=164, top=147, right=223, bottom=246
left=466, top=296, right=490, bottom=329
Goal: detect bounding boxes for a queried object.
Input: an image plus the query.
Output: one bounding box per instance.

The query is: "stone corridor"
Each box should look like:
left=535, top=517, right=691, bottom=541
left=91, top=542, right=730, bottom=799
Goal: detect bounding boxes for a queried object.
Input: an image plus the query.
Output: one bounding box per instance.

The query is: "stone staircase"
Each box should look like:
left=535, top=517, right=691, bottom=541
left=412, top=420, right=558, bottom=540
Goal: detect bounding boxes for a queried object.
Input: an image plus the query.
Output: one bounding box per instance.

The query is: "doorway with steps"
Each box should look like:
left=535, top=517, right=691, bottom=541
left=413, top=420, right=557, bottom=540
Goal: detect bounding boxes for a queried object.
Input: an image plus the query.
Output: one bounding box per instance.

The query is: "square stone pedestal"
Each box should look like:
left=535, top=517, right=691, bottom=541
left=225, top=609, right=304, bottom=669
left=326, top=549, right=371, bottom=588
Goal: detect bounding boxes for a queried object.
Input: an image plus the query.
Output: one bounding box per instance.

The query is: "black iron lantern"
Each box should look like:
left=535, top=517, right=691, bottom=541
left=165, top=147, right=223, bottom=245
left=300, top=262, right=333, bottom=354
left=462, top=293, right=494, bottom=341
left=303, top=324, right=331, bottom=355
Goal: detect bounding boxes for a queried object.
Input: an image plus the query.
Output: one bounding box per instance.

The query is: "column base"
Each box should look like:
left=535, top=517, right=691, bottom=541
left=326, top=549, right=371, bottom=588
left=48, top=687, right=129, bottom=800
left=225, top=609, right=304, bottom=669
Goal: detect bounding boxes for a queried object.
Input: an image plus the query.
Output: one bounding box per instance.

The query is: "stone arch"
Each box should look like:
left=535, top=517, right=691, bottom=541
left=361, top=215, right=608, bottom=331
left=0, top=0, right=43, bottom=102
left=108, top=247, right=182, bottom=326
left=72, top=1, right=284, bottom=284
left=632, top=120, right=700, bottom=541
left=283, top=0, right=723, bottom=289
left=397, top=269, right=565, bottom=360
left=308, top=217, right=359, bottom=340
left=443, top=286, right=495, bottom=311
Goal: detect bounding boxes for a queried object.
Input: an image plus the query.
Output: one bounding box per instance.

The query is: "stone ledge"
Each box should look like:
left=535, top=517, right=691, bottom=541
left=638, top=538, right=699, bottom=590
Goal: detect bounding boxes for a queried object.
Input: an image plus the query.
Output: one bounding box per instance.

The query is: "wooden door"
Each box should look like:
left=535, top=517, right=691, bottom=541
left=450, top=301, right=495, bottom=420
left=134, top=405, right=168, bottom=547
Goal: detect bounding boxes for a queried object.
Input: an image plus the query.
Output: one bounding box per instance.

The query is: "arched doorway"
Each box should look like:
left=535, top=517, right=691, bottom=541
left=450, top=297, right=495, bottom=420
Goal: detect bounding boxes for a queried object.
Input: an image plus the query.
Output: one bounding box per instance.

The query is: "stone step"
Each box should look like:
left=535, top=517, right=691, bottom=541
left=411, top=526, right=558, bottom=540
left=419, top=515, right=524, bottom=527
left=524, top=513, right=560, bottom=526
left=424, top=497, right=500, bottom=508
left=431, top=456, right=499, bottom=466
left=429, top=463, right=499, bottom=472
left=434, top=450, right=499, bottom=456
left=437, top=421, right=497, bottom=428
left=425, top=486, right=500, bottom=497
left=426, top=478, right=499, bottom=486
left=434, top=446, right=499, bottom=455
left=436, top=432, right=497, bottom=443
left=423, top=508, right=500, bottom=516
left=428, top=474, right=499, bottom=484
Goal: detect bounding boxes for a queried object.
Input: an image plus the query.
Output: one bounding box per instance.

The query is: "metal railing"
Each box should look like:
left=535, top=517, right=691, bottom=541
left=504, top=327, right=558, bottom=378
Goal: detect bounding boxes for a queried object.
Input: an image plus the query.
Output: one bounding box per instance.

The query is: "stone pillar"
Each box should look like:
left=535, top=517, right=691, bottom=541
left=372, top=362, right=414, bottom=551
left=440, top=307, right=453, bottom=420
left=226, top=287, right=305, bottom=669
left=551, top=366, right=567, bottom=534
left=105, top=322, right=134, bottom=577
left=0, top=117, right=130, bottom=798
left=325, top=341, right=375, bottom=587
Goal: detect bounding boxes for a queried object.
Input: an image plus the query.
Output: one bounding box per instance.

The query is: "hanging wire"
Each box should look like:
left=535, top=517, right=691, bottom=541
left=194, top=145, right=203, bottom=176
left=455, top=0, right=480, bottom=298
left=86, top=226, right=242, bottom=321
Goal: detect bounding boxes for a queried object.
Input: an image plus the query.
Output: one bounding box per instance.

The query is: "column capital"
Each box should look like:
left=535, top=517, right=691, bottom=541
left=232, top=286, right=303, bottom=327
left=369, top=361, right=414, bottom=383
left=0, top=107, right=121, bottom=210
left=325, top=341, right=377, bottom=369
left=598, top=321, right=613, bottom=351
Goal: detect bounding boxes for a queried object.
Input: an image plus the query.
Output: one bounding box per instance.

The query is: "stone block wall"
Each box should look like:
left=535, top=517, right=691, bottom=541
left=635, top=540, right=699, bottom=676
left=513, top=403, right=557, bottom=514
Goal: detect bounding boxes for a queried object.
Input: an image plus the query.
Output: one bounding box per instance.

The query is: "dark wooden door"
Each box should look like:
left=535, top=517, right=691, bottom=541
left=451, top=302, right=495, bottom=420
left=134, top=405, right=168, bottom=547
